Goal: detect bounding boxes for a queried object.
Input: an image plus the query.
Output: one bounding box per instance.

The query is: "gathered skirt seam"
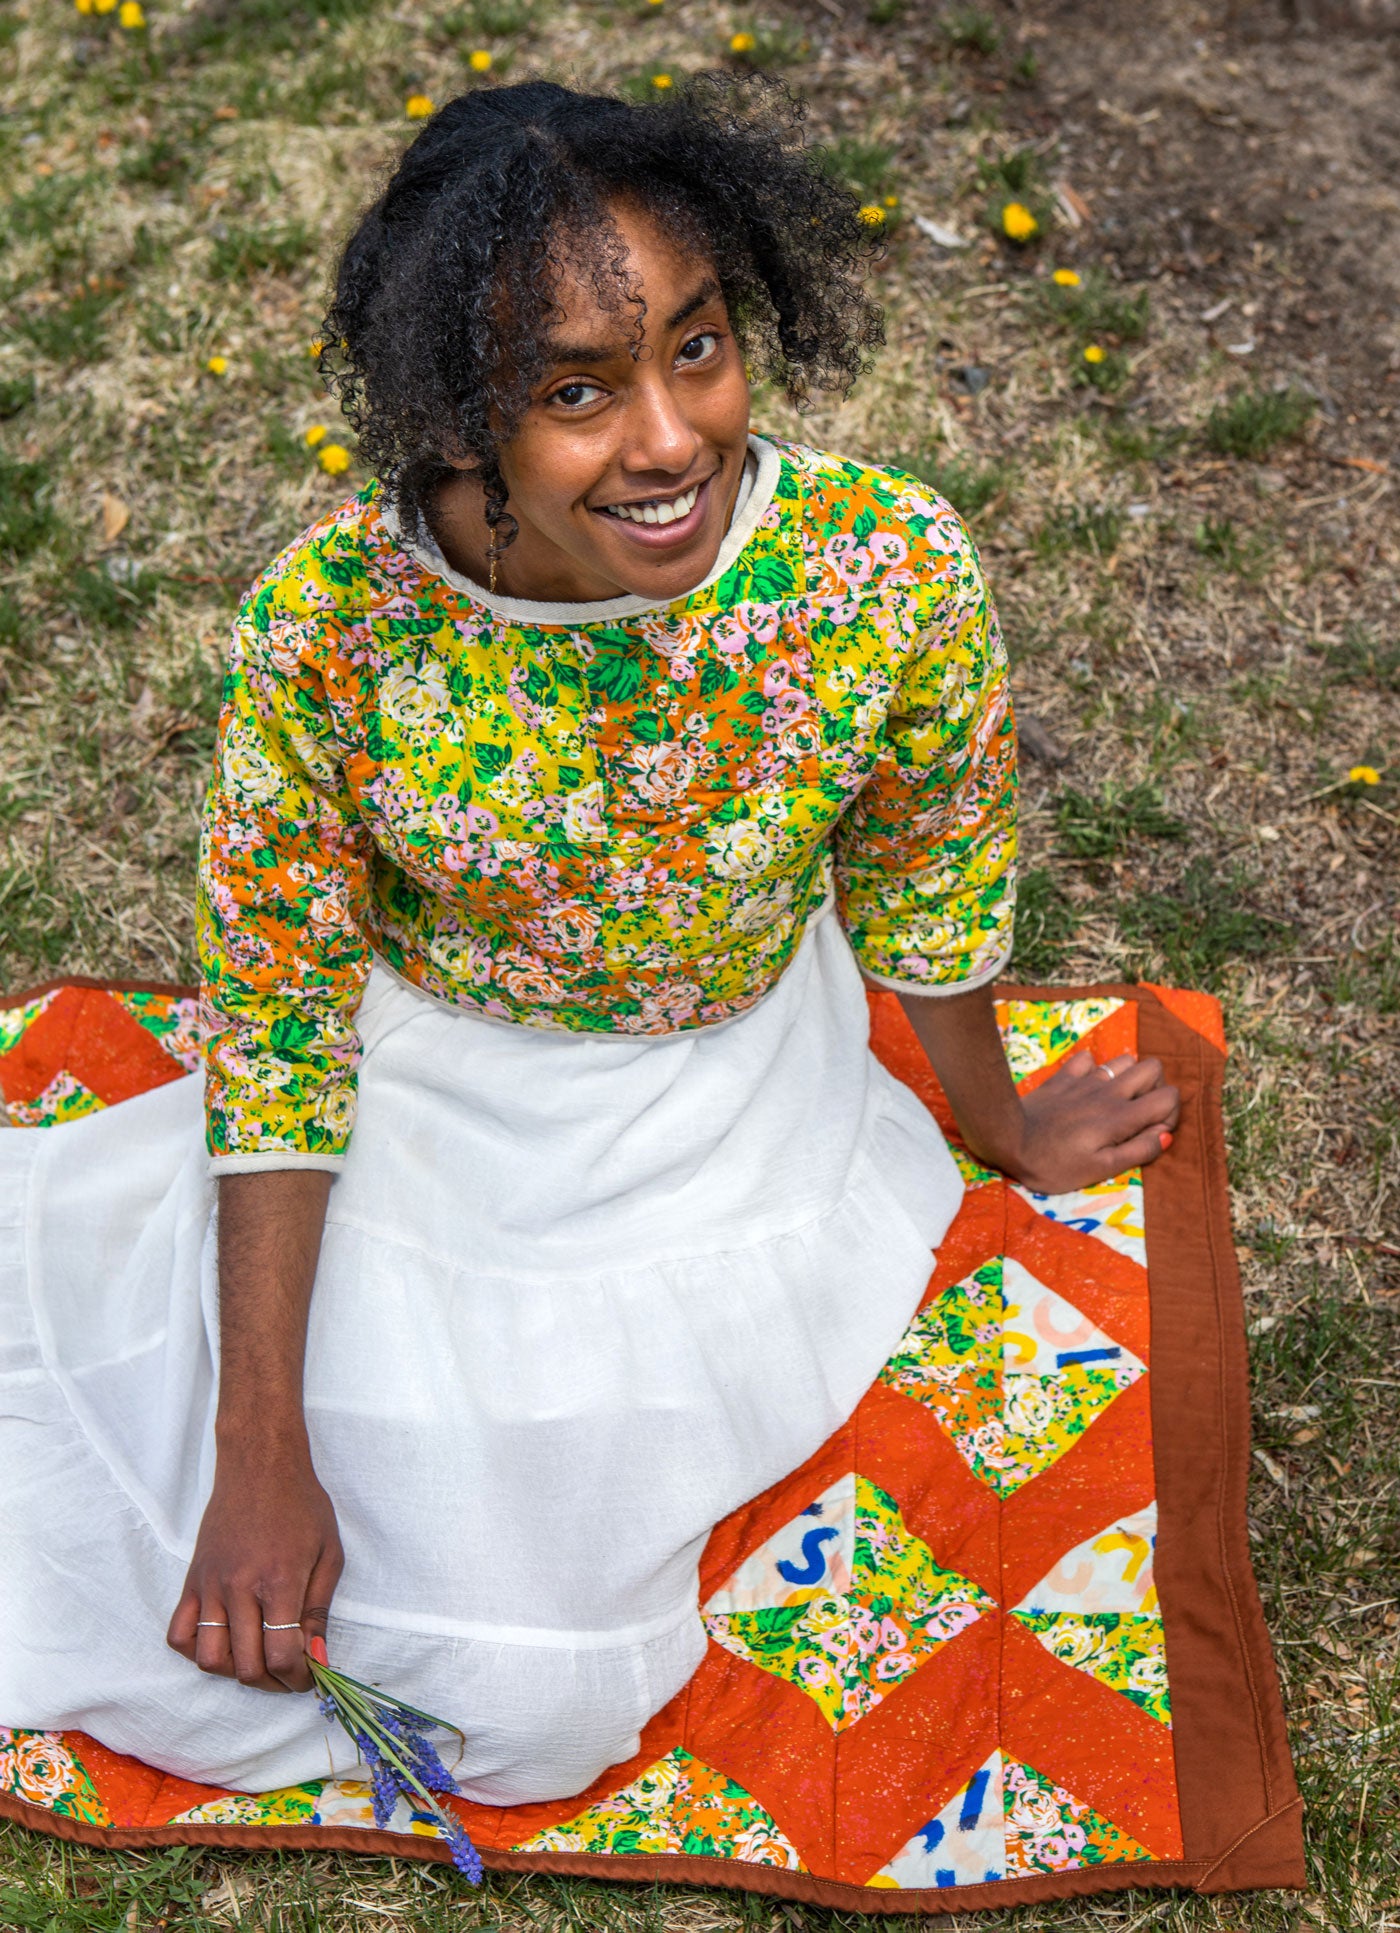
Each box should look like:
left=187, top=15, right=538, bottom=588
left=323, top=1143, right=911, bottom=1286
left=325, top=1596, right=699, bottom=1651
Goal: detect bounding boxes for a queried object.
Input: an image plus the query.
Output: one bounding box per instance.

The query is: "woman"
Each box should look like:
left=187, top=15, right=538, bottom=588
left=0, top=76, right=1179, bottom=1805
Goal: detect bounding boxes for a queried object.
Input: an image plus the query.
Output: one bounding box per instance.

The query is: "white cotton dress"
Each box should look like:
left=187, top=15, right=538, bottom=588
left=0, top=901, right=963, bottom=1804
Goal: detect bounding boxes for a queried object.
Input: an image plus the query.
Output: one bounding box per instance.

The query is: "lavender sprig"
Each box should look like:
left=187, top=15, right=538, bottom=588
left=308, top=1654, right=483, bottom=1883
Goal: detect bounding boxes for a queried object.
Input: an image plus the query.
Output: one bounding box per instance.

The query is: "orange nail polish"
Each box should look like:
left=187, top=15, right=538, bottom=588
left=308, top=1635, right=329, bottom=1666
left=1159, top=1131, right=1173, bottom=1151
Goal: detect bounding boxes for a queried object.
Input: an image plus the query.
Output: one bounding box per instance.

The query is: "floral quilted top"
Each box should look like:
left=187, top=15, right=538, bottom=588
left=198, top=436, right=1017, bottom=1165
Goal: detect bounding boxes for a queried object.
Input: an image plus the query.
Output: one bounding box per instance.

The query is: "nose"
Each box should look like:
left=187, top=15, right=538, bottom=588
left=618, top=366, right=701, bottom=480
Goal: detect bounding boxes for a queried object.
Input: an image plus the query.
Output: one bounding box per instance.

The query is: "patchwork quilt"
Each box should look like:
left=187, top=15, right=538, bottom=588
left=0, top=976, right=1304, bottom=1912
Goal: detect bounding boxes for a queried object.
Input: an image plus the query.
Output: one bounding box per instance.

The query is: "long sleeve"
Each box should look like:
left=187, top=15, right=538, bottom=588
left=833, top=522, right=1018, bottom=995
left=198, top=593, right=374, bottom=1172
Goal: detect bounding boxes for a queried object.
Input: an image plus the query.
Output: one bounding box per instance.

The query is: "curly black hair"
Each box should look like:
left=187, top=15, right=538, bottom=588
left=320, top=73, right=885, bottom=556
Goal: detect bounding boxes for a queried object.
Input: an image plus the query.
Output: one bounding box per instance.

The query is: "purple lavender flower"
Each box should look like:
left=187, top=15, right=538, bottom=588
left=369, top=1758, right=399, bottom=1830
left=308, top=1656, right=482, bottom=1885
left=407, top=1734, right=456, bottom=1794
left=441, top=1810, right=485, bottom=1883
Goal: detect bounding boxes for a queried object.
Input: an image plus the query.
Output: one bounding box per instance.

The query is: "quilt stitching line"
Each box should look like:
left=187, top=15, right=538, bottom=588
left=1195, top=1796, right=1305, bottom=1889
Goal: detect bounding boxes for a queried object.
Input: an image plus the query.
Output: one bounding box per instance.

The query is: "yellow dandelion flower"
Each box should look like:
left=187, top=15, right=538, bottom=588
left=651, top=71, right=672, bottom=88
left=94, top=0, right=117, bottom=13
left=1348, top=764, right=1381, bottom=785
left=118, top=0, right=145, bottom=25
left=75, top=0, right=95, bottom=14
left=729, top=30, right=756, bottom=52
left=1053, top=267, right=1081, bottom=287
left=308, top=338, right=325, bottom=359
left=883, top=194, right=899, bottom=208
left=647, top=0, right=664, bottom=7
left=405, top=94, right=434, bottom=118
left=1082, top=343, right=1106, bottom=364
left=1001, top=201, right=1038, bottom=242
left=303, top=424, right=328, bottom=447
left=318, top=442, right=352, bottom=475
left=468, top=48, right=492, bottom=71
left=204, top=354, right=229, bottom=376
left=857, top=204, right=886, bottom=227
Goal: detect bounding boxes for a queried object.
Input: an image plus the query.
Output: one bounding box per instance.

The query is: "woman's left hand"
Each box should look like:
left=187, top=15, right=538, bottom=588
left=999, top=1051, right=1180, bottom=1194
left=896, top=983, right=1182, bottom=1196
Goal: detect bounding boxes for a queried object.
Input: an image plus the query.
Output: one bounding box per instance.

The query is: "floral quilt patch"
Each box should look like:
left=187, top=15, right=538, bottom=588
left=114, top=991, right=202, bottom=1073
left=1003, top=1758, right=1151, bottom=1876
left=995, top=998, right=1125, bottom=1082
left=520, top=1749, right=802, bottom=1867
left=1014, top=1613, right=1171, bottom=1725
left=704, top=1475, right=993, bottom=1730
left=170, top=1785, right=324, bottom=1828
left=879, top=1252, right=1145, bottom=1495
left=0, top=1730, right=110, bottom=1827
left=872, top=1747, right=1154, bottom=1889
left=0, top=993, right=56, bottom=1058
left=5, top=1070, right=103, bottom=1129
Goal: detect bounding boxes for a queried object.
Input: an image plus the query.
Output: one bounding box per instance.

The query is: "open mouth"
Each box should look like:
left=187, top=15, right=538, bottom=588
left=594, top=472, right=715, bottom=545
left=600, top=481, right=702, bottom=526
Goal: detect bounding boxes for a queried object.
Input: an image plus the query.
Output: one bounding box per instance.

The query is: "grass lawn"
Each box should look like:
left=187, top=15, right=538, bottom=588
left=1, top=0, right=1396, bottom=1926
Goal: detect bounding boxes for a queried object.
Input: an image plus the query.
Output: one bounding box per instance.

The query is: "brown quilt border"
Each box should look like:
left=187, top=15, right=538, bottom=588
left=0, top=1792, right=1305, bottom=1913
left=0, top=980, right=1304, bottom=1909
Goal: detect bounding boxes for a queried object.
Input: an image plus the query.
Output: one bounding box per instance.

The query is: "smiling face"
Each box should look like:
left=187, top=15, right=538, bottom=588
left=430, top=200, right=753, bottom=605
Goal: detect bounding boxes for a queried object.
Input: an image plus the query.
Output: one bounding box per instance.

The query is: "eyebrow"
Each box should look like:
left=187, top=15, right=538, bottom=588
left=665, top=277, right=721, bottom=332
left=542, top=278, right=723, bottom=368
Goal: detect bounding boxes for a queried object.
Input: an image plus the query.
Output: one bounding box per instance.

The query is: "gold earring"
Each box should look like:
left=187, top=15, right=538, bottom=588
left=488, top=547, right=498, bottom=595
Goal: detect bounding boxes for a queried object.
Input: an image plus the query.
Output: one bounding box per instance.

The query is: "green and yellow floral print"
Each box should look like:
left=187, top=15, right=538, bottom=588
left=197, top=438, right=1017, bottom=1163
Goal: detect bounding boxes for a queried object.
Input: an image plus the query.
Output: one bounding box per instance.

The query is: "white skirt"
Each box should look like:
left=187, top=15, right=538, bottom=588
left=0, top=908, right=962, bottom=1804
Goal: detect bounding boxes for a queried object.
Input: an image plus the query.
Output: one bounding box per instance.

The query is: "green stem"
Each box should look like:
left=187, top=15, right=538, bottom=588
left=311, top=1658, right=440, bottom=1727
left=308, top=1663, right=458, bottom=1831
left=309, top=1660, right=465, bottom=1773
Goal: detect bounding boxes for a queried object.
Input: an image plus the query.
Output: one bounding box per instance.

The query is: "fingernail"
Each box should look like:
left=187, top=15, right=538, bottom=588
left=308, top=1635, right=329, bottom=1666
left=1159, top=1131, right=1173, bottom=1151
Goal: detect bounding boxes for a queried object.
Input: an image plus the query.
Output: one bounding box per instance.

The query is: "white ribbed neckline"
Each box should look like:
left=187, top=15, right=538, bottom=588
left=378, top=434, right=780, bottom=627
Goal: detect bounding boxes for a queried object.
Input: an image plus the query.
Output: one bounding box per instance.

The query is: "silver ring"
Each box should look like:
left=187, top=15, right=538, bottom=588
left=1100, top=1065, right=1117, bottom=1080
left=262, top=1621, right=301, bottom=1631
left=196, top=1620, right=229, bottom=1629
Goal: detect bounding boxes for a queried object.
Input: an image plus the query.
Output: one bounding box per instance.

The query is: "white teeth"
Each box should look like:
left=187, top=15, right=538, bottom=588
left=604, top=484, right=700, bottom=525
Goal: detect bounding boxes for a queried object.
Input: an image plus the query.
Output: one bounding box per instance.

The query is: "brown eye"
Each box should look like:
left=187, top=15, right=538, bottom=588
left=553, top=381, right=604, bottom=409
left=676, top=332, right=718, bottom=366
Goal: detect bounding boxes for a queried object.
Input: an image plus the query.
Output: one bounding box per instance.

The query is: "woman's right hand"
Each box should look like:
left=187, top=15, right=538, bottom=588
left=166, top=1450, right=343, bottom=1694
left=175, top=1168, right=340, bottom=1693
